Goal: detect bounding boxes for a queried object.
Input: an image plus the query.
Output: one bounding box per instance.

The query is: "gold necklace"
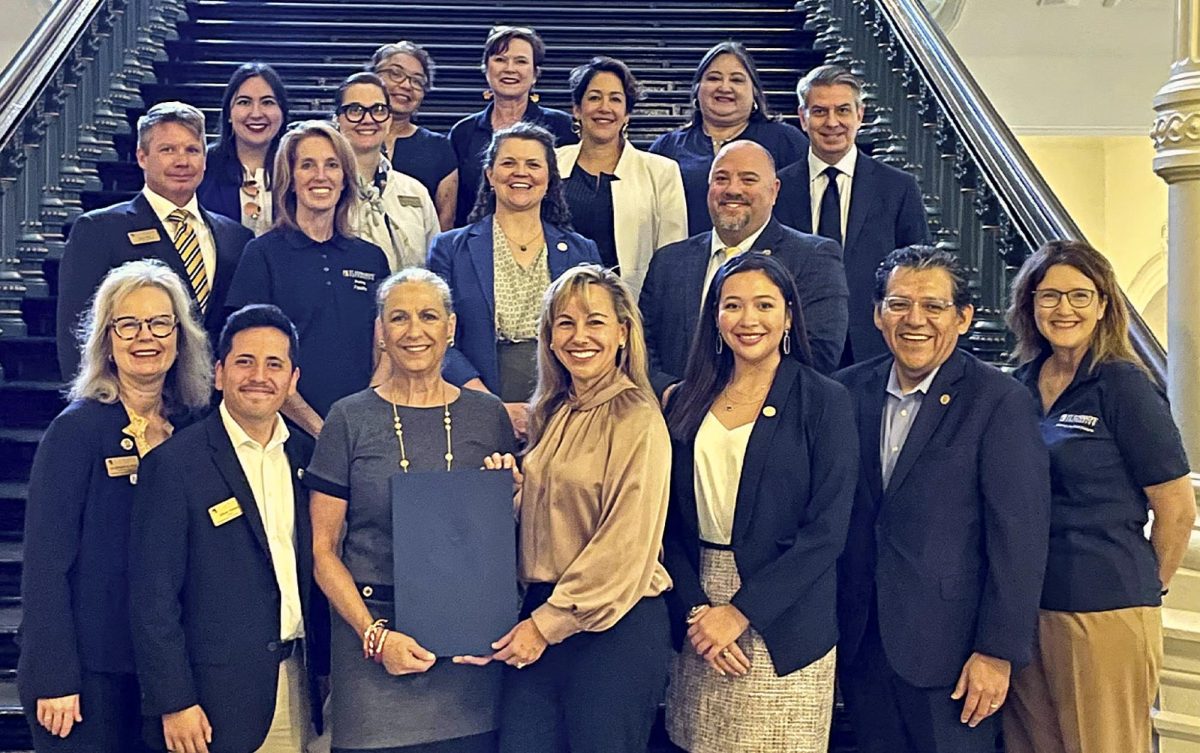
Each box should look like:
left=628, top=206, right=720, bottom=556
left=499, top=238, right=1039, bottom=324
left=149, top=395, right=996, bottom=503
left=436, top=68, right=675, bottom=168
left=388, top=383, right=453, bottom=472
left=501, top=224, right=544, bottom=253
left=718, top=383, right=769, bottom=412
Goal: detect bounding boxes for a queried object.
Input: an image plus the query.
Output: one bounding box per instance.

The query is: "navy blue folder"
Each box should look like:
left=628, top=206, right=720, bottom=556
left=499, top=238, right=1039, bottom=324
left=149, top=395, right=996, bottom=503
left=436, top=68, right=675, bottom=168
left=390, top=469, right=518, bottom=657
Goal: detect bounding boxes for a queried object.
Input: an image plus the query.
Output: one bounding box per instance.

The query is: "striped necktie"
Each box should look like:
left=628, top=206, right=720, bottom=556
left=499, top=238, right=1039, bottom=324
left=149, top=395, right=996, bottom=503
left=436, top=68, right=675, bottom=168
left=167, top=208, right=210, bottom=313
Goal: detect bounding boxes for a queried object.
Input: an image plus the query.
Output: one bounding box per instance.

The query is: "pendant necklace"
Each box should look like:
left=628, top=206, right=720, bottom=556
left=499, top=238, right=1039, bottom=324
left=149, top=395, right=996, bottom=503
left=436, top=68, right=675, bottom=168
left=389, top=382, right=453, bottom=472
left=503, top=225, right=543, bottom=253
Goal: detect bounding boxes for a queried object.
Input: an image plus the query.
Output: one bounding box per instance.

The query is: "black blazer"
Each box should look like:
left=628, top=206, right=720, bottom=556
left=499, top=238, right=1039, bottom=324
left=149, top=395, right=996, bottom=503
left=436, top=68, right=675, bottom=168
left=56, top=192, right=253, bottom=379
left=776, top=153, right=930, bottom=361
left=196, top=144, right=244, bottom=224
left=663, top=358, right=857, bottom=676
left=129, top=411, right=324, bottom=752
left=833, top=350, right=1051, bottom=688
left=639, top=218, right=848, bottom=394
left=17, top=400, right=162, bottom=704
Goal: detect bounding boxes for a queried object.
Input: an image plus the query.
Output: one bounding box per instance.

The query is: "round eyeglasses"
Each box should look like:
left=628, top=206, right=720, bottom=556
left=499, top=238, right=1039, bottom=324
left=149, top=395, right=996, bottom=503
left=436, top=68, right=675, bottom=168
left=110, top=315, right=178, bottom=340
left=336, top=103, right=392, bottom=124
left=374, top=66, right=428, bottom=92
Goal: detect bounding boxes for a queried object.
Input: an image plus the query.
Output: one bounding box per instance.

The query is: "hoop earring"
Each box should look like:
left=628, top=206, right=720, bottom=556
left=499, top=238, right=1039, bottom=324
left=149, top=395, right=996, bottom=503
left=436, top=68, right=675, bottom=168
left=715, top=337, right=724, bottom=355
left=571, top=118, right=582, bottom=137
left=620, top=121, right=630, bottom=140
left=529, top=91, right=541, bottom=103
left=782, top=331, right=791, bottom=355
left=483, top=89, right=494, bottom=100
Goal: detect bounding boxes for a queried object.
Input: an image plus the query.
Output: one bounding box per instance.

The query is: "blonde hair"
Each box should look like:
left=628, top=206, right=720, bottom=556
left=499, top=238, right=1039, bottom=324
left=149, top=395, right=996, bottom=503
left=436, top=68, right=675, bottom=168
left=69, top=259, right=213, bottom=411
left=272, top=120, right=359, bottom=238
left=526, top=265, right=653, bottom=446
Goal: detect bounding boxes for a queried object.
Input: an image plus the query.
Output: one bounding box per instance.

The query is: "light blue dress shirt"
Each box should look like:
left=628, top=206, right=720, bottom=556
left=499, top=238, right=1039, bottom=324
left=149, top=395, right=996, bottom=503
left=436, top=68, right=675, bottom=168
left=881, top=363, right=941, bottom=487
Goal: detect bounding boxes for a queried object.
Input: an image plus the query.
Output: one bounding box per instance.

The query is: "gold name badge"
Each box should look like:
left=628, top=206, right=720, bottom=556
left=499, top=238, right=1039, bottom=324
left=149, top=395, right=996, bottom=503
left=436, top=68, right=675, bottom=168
left=396, top=195, right=423, bottom=208
left=208, top=497, right=244, bottom=527
left=127, top=228, right=162, bottom=245
left=105, top=455, right=139, bottom=478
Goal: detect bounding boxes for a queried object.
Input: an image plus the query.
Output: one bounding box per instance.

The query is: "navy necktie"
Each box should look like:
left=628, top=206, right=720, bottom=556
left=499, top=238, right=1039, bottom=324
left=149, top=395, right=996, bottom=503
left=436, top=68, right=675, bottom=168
left=817, top=165, right=842, bottom=246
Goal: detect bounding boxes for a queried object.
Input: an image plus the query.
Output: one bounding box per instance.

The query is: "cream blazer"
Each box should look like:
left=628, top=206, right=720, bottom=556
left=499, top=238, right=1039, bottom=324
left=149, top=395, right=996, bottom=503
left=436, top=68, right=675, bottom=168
left=556, top=142, right=688, bottom=298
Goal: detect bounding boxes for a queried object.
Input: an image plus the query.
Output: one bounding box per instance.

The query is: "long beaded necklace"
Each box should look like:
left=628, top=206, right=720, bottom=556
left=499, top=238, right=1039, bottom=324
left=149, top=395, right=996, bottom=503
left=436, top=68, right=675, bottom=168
left=388, top=383, right=453, bottom=472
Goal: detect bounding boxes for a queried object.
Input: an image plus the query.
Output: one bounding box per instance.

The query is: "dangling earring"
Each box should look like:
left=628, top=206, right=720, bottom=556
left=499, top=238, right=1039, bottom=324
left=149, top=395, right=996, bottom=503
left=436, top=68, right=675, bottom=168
left=483, top=89, right=494, bottom=100
left=571, top=118, right=582, bottom=137
left=715, top=337, right=724, bottom=355
left=782, top=331, right=791, bottom=355
left=529, top=91, right=540, bottom=103
left=449, top=336, right=456, bottom=348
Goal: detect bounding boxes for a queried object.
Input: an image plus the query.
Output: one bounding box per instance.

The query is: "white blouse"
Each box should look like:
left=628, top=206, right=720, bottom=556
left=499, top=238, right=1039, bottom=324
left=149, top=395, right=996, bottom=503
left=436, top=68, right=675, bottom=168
left=354, top=158, right=440, bottom=271
left=693, top=411, right=755, bottom=545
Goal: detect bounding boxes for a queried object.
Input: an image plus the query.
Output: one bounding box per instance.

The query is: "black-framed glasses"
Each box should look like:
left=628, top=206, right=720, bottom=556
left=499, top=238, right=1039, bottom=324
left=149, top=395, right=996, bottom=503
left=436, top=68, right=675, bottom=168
left=111, top=315, right=178, bottom=340
left=1033, top=288, right=1098, bottom=309
left=880, top=296, right=956, bottom=317
left=336, top=103, right=392, bottom=124
left=374, top=65, right=428, bottom=91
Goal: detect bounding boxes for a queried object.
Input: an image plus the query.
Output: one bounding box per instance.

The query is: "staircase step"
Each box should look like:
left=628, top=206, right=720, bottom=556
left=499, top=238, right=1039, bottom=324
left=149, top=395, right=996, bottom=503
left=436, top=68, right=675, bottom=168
left=16, top=298, right=53, bottom=341
left=0, top=678, right=27, bottom=751
left=0, top=339, right=58, bottom=386
left=0, top=485, right=26, bottom=541
left=0, top=383, right=64, bottom=431
left=0, top=543, right=22, bottom=602
left=0, top=429, right=40, bottom=485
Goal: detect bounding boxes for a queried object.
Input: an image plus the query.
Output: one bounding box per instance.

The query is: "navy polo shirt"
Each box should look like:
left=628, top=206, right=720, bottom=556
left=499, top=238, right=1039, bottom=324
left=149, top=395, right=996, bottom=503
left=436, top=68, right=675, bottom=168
left=1015, top=351, right=1190, bottom=612
left=226, top=226, right=390, bottom=418
left=648, top=118, right=808, bottom=237
left=448, top=101, right=577, bottom=227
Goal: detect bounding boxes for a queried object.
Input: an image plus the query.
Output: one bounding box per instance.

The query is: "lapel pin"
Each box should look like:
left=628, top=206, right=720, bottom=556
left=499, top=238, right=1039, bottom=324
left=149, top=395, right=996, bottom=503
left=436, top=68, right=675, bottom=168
left=297, top=467, right=304, bottom=479
left=762, top=405, right=777, bottom=417
left=129, top=473, right=138, bottom=486
left=760, top=248, right=771, bottom=256
left=556, top=241, right=568, bottom=252
left=120, top=437, right=134, bottom=451
left=940, top=393, right=951, bottom=405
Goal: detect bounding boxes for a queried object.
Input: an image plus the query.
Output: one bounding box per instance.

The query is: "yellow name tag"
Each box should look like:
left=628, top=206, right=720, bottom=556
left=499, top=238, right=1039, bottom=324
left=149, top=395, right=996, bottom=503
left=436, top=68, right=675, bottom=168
left=396, top=195, right=423, bottom=208
left=208, top=497, right=244, bottom=527
left=127, top=228, right=162, bottom=245
left=105, top=455, right=139, bottom=477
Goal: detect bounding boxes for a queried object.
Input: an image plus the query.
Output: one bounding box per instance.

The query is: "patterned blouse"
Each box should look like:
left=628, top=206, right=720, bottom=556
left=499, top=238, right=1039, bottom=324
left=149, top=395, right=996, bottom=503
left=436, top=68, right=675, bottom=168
left=492, top=221, right=550, bottom=342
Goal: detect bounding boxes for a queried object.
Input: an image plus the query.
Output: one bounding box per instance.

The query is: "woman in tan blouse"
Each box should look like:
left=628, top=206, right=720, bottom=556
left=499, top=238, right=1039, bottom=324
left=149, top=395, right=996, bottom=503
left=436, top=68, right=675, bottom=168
left=478, top=264, right=673, bottom=753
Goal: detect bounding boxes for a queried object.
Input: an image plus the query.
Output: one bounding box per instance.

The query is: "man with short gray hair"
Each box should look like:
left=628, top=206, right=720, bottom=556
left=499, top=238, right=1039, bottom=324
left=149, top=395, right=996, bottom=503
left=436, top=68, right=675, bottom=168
left=56, top=101, right=253, bottom=378
left=776, top=65, right=930, bottom=365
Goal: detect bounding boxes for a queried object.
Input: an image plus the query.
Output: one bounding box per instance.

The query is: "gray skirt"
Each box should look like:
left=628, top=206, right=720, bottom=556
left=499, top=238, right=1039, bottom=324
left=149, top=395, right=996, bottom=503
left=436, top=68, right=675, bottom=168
left=665, top=547, right=836, bottom=753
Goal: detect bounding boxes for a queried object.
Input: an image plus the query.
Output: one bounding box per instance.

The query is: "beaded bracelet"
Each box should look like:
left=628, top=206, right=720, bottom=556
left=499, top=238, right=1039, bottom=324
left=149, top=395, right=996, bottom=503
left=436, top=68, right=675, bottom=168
left=363, top=618, right=388, bottom=660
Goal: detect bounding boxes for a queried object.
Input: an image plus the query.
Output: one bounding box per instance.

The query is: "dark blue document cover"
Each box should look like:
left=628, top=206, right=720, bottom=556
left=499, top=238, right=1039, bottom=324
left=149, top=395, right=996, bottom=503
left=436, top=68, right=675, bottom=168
left=390, top=469, right=518, bottom=656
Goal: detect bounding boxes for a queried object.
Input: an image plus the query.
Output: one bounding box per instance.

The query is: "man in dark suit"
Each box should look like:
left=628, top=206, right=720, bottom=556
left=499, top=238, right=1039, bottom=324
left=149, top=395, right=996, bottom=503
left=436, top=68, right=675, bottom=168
left=56, top=101, right=253, bottom=379
left=833, top=245, right=1051, bottom=753
left=777, top=65, right=930, bottom=364
left=639, top=140, right=847, bottom=393
left=130, top=305, right=325, bottom=753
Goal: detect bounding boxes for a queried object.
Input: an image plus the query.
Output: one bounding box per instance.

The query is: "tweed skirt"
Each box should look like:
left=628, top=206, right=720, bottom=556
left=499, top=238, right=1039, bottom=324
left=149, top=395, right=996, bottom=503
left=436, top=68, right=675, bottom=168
left=665, top=547, right=836, bottom=753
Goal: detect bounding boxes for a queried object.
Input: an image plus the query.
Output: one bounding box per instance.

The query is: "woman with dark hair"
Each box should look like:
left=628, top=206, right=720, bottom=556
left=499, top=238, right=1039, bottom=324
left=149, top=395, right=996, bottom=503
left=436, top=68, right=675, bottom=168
left=663, top=252, right=856, bottom=753
left=1002, top=240, right=1194, bottom=753
left=335, top=71, right=439, bottom=271
left=556, top=56, right=687, bottom=299
left=198, top=62, right=289, bottom=235
left=428, top=122, right=598, bottom=439
left=369, top=41, right=459, bottom=231
left=449, top=25, right=577, bottom=227
left=649, top=42, right=808, bottom=236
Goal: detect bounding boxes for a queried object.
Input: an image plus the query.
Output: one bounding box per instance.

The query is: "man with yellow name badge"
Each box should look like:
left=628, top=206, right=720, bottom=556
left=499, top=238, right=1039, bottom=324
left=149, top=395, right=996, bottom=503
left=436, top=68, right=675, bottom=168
left=130, top=305, right=327, bottom=753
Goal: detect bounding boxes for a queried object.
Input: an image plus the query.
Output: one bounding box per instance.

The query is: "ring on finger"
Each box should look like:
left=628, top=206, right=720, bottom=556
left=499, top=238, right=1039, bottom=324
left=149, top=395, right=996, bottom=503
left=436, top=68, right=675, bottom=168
left=989, top=703, right=999, bottom=709
left=721, top=649, right=733, bottom=659
left=515, top=661, right=526, bottom=669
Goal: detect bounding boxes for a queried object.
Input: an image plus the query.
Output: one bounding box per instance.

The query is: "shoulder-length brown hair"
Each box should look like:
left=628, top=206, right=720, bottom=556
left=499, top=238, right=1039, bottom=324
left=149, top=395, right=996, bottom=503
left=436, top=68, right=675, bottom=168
left=272, top=120, right=359, bottom=238
left=526, top=264, right=653, bottom=447
left=1006, top=239, right=1141, bottom=370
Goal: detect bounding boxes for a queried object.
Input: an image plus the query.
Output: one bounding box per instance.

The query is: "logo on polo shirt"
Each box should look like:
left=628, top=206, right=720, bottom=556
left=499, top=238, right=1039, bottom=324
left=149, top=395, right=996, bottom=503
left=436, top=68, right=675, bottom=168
left=343, top=268, right=377, bottom=293
left=1055, top=413, right=1099, bottom=433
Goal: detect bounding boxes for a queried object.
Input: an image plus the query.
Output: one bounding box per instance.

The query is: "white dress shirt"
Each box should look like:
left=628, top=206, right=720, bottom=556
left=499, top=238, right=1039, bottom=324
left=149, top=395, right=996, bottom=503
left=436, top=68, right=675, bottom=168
left=141, top=186, right=216, bottom=291
left=219, top=402, right=304, bottom=641
left=807, top=146, right=858, bottom=240
left=702, top=218, right=771, bottom=304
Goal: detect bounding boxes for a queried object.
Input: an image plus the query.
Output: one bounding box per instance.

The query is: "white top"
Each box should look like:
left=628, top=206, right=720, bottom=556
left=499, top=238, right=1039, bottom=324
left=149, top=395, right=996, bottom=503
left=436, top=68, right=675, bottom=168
left=702, top=218, right=771, bottom=306
left=218, top=401, right=304, bottom=641
left=239, top=166, right=273, bottom=237
left=693, top=410, right=755, bottom=545
left=141, top=186, right=215, bottom=291
left=354, top=157, right=440, bottom=271
left=807, top=145, right=858, bottom=238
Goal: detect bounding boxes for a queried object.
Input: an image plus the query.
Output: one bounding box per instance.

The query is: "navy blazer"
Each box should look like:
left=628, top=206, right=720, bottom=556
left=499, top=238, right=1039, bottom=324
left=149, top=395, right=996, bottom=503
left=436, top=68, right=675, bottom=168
left=196, top=144, right=244, bottom=224
left=427, top=215, right=600, bottom=391
left=130, top=411, right=325, bottom=752
left=663, top=358, right=857, bottom=676
left=833, top=350, right=1051, bottom=688
left=639, top=218, right=848, bottom=393
left=775, top=152, right=930, bottom=361
left=17, top=400, right=186, bottom=704
left=56, top=192, right=253, bottom=379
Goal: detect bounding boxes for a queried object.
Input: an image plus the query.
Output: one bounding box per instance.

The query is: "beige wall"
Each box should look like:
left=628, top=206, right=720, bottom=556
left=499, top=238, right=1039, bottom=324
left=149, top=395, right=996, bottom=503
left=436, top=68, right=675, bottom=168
left=1017, top=135, right=1169, bottom=344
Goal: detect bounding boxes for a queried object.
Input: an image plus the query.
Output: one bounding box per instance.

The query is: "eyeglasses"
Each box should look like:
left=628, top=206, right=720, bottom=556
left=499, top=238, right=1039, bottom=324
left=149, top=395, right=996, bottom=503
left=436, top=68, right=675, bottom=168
left=336, top=103, right=392, bottom=124
left=241, top=178, right=262, bottom=220
left=111, top=315, right=178, bottom=340
left=1033, top=288, right=1098, bottom=309
left=880, top=296, right=956, bottom=317
left=374, top=66, right=428, bottom=91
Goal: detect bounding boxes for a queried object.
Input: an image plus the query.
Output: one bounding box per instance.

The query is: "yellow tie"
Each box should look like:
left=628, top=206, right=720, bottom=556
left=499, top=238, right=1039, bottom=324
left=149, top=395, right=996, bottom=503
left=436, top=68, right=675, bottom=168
left=168, top=208, right=210, bottom=313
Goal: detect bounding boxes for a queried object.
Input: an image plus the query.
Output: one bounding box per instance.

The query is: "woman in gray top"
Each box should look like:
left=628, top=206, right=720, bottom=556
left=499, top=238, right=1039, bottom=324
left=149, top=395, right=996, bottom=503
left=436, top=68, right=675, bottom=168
left=306, top=268, right=516, bottom=753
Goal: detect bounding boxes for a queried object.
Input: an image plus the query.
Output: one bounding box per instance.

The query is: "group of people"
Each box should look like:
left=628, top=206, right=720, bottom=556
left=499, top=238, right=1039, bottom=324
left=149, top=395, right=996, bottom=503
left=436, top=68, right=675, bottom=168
left=17, top=23, right=1195, bottom=753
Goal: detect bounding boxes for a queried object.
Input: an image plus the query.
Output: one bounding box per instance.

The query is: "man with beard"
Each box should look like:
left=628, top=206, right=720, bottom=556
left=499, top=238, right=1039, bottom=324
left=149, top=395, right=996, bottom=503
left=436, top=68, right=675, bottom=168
left=639, top=140, right=848, bottom=395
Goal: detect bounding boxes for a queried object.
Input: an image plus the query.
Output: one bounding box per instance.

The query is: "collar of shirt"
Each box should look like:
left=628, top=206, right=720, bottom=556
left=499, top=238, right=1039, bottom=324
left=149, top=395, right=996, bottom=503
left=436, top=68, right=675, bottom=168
left=566, top=367, right=639, bottom=412
left=708, top=218, right=771, bottom=260
left=886, top=360, right=940, bottom=400
left=218, top=400, right=289, bottom=453
left=142, top=185, right=202, bottom=224
left=808, top=145, right=858, bottom=184
left=280, top=225, right=358, bottom=253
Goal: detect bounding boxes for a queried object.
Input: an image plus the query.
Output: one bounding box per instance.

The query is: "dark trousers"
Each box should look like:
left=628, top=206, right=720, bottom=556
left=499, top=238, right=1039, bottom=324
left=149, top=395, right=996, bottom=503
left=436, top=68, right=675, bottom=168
left=839, top=612, right=999, bottom=753
left=498, top=588, right=671, bottom=753
left=333, top=731, right=498, bottom=753
left=25, top=670, right=154, bottom=753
